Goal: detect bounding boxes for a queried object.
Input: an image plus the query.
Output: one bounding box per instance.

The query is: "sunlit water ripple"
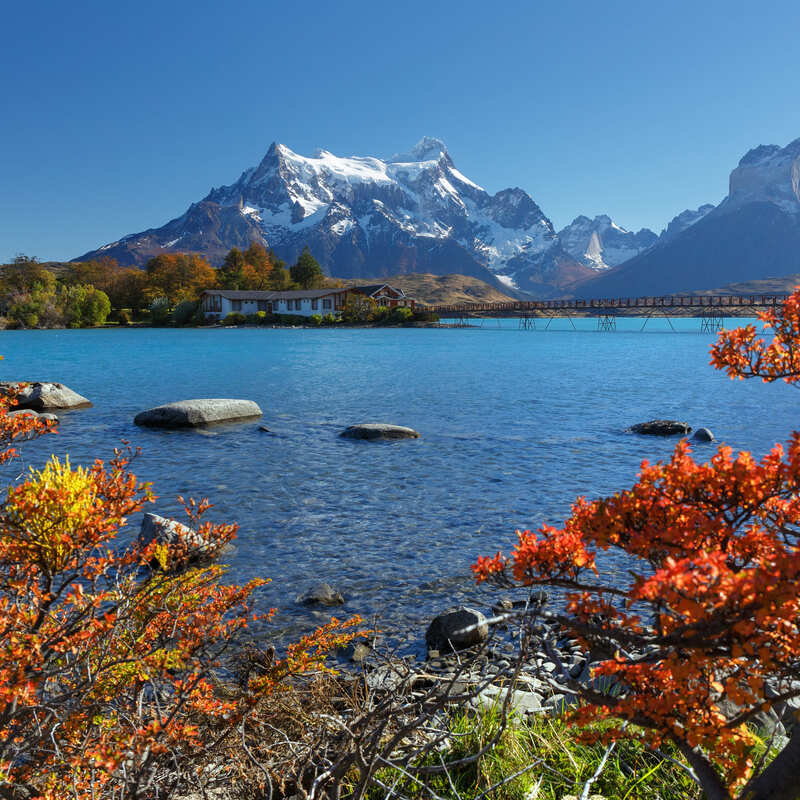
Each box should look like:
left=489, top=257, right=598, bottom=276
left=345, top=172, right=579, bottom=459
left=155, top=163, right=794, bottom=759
left=3, top=318, right=793, bottom=655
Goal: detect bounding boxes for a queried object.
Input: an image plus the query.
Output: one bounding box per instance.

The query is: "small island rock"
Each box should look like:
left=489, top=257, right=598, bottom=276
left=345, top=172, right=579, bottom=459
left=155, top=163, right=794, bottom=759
left=340, top=423, right=421, bottom=441
left=693, top=427, right=715, bottom=442
left=426, top=606, right=489, bottom=652
left=628, top=419, right=691, bottom=436
left=1, top=382, right=90, bottom=411
left=298, top=583, right=345, bottom=606
left=134, top=399, right=262, bottom=427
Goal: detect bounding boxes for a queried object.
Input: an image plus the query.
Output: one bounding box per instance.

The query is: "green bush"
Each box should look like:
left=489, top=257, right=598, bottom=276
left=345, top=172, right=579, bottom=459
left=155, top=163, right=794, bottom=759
left=274, top=314, right=308, bottom=326
left=309, top=314, right=323, bottom=326
left=412, top=309, right=439, bottom=323
left=390, top=306, right=414, bottom=324
left=172, top=300, right=198, bottom=326
left=223, top=312, right=246, bottom=325
left=322, top=313, right=338, bottom=325
left=149, top=297, right=172, bottom=326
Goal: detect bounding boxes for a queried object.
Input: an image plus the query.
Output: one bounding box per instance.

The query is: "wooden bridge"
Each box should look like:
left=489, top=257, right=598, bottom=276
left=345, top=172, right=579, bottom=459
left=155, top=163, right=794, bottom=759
left=429, top=294, right=791, bottom=332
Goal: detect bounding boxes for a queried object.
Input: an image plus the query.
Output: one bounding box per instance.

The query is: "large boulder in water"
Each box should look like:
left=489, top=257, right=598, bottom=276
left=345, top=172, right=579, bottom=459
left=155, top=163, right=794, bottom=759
left=627, top=419, right=691, bottom=436
left=426, top=606, right=489, bottom=652
left=1, top=382, right=90, bottom=410
left=134, top=399, right=262, bottom=427
left=340, top=423, right=421, bottom=440
left=693, top=427, right=715, bottom=442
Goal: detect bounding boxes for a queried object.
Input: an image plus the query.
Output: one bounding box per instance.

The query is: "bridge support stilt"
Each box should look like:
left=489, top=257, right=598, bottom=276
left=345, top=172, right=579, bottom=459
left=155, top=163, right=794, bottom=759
left=700, top=309, right=724, bottom=333
left=519, top=313, right=535, bottom=330
left=598, top=313, right=616, bottom=332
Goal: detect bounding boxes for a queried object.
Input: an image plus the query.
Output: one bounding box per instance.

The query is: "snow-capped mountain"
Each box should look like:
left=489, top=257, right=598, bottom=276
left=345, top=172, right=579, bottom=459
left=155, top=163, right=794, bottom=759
left=574, top=136, right=800, bottom=298
left=76, top=137, right=598, bottom=297
left=556, top=215, right=657, bottom=270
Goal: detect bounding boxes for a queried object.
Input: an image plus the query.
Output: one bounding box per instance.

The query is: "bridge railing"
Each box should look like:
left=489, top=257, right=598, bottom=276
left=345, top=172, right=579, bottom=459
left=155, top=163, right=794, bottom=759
left=429, top=293, right=790, bottom=314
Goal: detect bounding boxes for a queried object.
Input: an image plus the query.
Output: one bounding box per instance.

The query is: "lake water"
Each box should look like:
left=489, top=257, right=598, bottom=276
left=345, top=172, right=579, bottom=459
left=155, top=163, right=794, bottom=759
left=2, top=317, right=793, bottom=653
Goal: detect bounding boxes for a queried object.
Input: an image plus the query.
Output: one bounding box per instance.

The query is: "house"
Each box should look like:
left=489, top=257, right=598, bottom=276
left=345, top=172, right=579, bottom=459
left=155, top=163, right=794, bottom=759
left=199, top=284, right=414, bottom=321
left=200, top=289, right=348, bottom=320
left=348, top=284, right=414, bottom=309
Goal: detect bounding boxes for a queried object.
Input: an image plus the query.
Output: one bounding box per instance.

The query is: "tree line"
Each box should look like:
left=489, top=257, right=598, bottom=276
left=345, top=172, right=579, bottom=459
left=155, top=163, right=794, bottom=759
left=0, top=244, right=327, bottom=328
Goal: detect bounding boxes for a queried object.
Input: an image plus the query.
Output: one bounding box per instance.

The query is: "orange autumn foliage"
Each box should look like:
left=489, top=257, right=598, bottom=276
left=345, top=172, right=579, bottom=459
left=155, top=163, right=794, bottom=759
left=475, top=290, right=800, bottom=800
left=0, top=382, right=361, bottom=798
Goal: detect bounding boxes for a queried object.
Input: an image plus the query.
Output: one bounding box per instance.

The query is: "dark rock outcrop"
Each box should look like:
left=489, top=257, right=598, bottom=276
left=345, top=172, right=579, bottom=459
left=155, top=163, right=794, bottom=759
left=628, top=420, right=691, bottom=436
left=426, top=606, right=489, bottom=652
left=340, top=423, right=421, bottom=441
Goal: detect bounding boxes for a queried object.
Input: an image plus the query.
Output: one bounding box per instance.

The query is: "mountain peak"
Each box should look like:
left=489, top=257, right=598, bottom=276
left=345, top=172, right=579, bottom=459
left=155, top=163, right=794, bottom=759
left=390, top=137, right=448, bottom=164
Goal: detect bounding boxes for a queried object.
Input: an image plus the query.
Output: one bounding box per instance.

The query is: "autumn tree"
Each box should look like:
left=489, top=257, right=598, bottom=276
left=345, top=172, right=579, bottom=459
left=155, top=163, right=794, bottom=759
left=290, top=246, right=325, bottom=289
left=144, top=253, right=217, bottom=306
left=65, top=256, right=121, bottom=293
left=105, top=267, right=148, bottom=313
left=474, top=289, right=800, bottom=800
left=0, top=380, right=361, bottom=798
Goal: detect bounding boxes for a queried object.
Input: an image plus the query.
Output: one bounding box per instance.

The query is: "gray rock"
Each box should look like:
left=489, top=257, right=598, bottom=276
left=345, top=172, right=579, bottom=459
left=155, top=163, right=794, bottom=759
left=340, top=423, right=421, bottom=441
left=298, top=582, right=345, bottom=606
left=765, top=680, right=800, bottom=729
left=543, top=692, right=578, bottom=716
left=134, top=399, right=262, bottom=427
left=365, top=663, right=407, bottom=693
left=1, top=381, right=90, bottom=410
left=628, top=419, right=691, bottom=436
left=474, top=685, right=543, bottom=716
left=693, top=427, right=715, bottom=442
left=138, top=512, right=232, bottom=565
left=426, top=606, right=489, bottom=652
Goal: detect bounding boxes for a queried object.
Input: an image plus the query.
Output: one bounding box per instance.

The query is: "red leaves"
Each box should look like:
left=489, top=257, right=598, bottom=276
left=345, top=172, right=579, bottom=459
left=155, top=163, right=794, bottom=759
left=0, top=366, right=362, bottom=794
left=473, top=291, right=800, bottom=794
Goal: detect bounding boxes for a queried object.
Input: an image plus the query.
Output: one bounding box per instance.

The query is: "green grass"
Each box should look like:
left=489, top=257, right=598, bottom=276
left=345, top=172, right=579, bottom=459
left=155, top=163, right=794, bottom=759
left=363, top=704, right=703, bottom=800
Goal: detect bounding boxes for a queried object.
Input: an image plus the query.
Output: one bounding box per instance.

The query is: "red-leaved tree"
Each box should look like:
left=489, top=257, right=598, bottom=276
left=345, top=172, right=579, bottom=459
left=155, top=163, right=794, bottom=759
left=0, top=381, right=361, bottom=799
left=474, top=293, right=800, bottom=800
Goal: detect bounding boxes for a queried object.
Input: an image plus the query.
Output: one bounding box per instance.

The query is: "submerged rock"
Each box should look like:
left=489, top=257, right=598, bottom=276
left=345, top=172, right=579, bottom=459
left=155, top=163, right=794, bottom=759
left=298, top=583, right=345, bottom=606
left=340, top=423, right=421, bottom=440
left=627, top=419, right=691, bottom=436
left=693, top=427, right=715, bottom=441
left=134, top=399, right=262, bottom=427
left=426, top=606, right=489, bottom=652
left=1, top=381, right=90, bottom=410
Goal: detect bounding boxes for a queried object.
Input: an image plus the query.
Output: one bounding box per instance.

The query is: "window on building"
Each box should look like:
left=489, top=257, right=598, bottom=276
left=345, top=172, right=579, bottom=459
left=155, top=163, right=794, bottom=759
left=231, top=300, right=242, bottom=311
left=311, top=298, right=318, bottom=310
left=322, top=298, right=331, bottom=309
left=257, top=300, right=268, bottom=311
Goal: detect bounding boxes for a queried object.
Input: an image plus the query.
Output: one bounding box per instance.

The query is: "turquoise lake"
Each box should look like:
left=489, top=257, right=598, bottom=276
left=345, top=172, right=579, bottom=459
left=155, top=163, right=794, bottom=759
left=1, top=318, right=792, bottom=652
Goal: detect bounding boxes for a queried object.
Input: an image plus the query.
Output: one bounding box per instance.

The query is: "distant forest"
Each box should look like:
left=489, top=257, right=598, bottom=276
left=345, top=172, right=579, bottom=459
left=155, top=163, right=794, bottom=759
left=0, top=244, right=332, bottom=328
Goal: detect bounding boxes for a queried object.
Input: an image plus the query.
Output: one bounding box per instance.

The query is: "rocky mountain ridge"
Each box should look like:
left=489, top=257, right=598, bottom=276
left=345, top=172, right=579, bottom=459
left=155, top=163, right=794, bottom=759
left=574, top=136, right=800, bottom=297
left=76, top=138, right=638, bottom=297
left=75, top=134, right=800, bottom=299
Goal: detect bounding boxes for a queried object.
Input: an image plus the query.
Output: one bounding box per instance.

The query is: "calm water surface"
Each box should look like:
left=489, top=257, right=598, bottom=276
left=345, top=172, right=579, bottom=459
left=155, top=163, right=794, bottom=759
left=2, top=318, right=792, bottom=652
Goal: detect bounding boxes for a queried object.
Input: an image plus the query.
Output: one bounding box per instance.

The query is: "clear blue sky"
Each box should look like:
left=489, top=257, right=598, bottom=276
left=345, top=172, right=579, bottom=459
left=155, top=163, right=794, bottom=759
left=2, top=0, right=799, bottom=262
